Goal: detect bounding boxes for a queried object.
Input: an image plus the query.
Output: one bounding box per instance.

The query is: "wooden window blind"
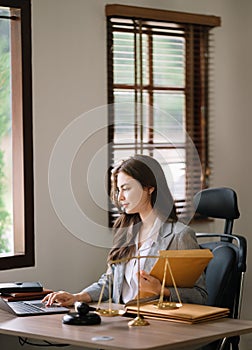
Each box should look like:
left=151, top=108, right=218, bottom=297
left=106, top=5, right=221, bottom=225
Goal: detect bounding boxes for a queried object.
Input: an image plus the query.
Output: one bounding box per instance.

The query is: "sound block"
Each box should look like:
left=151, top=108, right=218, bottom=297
left=62, top=312, right=101, bottom=325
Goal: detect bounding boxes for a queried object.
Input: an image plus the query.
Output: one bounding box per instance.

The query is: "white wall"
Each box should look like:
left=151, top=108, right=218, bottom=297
left=1, top=0, right=252, bottom=349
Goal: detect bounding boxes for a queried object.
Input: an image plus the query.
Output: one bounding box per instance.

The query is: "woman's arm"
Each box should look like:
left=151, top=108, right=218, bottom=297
left=43, top=267, right=113, bottom=306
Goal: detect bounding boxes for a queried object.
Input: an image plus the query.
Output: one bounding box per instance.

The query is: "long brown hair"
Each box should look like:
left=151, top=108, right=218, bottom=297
left=108, top=155, right=177, bottom=261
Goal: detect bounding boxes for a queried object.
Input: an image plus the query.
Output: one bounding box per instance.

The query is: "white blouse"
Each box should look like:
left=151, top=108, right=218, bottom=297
left=121, top=217, right=162, bottom=304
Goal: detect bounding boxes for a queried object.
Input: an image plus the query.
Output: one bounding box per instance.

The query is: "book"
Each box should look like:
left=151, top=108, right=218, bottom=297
left=125, top=295, right=159, bottom=307
left=0, top=288, right=53, bottom=302
left=126, top=303, right=230, bottom=324
left=0, top=281, right=43, bottom=293
left=150, top=249, right=213, bottom=288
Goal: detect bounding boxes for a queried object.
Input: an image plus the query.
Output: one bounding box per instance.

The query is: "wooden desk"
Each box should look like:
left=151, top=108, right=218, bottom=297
left=1, top=309, right=252, bottom=350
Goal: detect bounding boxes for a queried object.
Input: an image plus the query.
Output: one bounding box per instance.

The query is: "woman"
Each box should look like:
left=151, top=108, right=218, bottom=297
left=43, top=155, right=207, bottom=306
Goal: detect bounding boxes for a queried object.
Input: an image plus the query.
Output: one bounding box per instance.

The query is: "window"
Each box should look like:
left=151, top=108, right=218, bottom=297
left=0, top=0, right=33, bottom=270
left=106, top=5, right=220, bottom=224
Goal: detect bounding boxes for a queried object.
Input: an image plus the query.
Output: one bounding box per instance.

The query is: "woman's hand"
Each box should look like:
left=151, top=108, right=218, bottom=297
left=42, top=289, right=92, bottom=307
left=139, top=270, right=170, bottom=298
left=42, top=291, right=77, bottom=306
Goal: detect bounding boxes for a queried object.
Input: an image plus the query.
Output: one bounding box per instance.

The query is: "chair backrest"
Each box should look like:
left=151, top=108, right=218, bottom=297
left=198, top=234, right=246, bottom=318
left=194, top=187, right=240, bottom=235
left=193, top=187, right=247, bottom=320
left=204, top=244, right=236, bottom=307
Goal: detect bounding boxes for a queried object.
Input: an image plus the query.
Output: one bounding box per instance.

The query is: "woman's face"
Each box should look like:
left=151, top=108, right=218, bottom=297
left=116, top=171, right=153, bottom=216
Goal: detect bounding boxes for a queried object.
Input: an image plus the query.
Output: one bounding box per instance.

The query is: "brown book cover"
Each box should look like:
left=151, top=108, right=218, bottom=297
left=150, top=249, right=213, bottom=288
left=0, top=288, right=53, bottom=302
left=126, top=303, right=229, bottom=324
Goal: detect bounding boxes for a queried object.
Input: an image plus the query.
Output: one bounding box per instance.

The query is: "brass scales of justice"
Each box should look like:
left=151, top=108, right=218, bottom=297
left=95, top=252, right=182, bottom=327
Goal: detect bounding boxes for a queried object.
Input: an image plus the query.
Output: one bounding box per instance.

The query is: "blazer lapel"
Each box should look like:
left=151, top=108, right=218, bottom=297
left=143, top=222, right=174, bottom=273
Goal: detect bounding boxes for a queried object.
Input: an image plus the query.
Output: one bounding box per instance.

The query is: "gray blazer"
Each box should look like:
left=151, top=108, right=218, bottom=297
left=83, top=221, right=207, bottom=305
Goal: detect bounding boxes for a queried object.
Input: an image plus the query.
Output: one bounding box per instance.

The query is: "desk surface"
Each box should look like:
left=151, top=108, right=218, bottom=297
left=1, top=309, right=252, bottom=350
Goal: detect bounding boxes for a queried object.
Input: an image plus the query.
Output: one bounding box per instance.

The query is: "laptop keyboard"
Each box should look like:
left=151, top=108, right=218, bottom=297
left=11, top=301, right=45, bottom=314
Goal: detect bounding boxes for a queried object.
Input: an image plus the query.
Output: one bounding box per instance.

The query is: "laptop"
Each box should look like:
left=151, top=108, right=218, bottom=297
left=0, top=298, right=69, bottom=316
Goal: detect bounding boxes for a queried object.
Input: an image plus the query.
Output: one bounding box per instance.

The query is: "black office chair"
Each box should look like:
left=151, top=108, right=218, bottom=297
left=193, top=187, right=247, bottom=350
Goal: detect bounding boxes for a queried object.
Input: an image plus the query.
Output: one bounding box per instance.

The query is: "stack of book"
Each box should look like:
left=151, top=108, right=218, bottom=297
left=0, top=282, right=52, bottom=301
left=126, top=303, right=230, bottom=324
left=126, top=249, right=229, bottom=324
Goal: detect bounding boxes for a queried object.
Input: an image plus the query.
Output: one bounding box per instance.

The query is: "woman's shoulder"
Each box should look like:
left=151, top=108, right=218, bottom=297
left=169, top=221, right=196, bottom=241
left=161, top=220, right=194, bottom=235
left=174, top=221, right=193, bottom=232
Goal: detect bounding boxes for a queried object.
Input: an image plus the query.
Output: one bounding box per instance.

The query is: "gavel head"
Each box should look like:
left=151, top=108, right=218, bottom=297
left=62, top=301, right=101, bottom=325
left=75, top=302, right=90, bottom=317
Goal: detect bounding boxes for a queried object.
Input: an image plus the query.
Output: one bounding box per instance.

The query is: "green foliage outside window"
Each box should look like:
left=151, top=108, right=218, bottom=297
left=0, top=18, right=11, bottom=253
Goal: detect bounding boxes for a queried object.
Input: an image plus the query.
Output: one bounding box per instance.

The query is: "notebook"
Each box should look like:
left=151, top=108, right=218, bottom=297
left=0, top=298, right=69, bottom=317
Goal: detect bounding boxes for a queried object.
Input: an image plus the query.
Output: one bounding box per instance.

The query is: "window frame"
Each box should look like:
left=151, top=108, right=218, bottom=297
left=106, top=5, right=221, bottom=225
left=0, top=0, right=34, bottom=270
